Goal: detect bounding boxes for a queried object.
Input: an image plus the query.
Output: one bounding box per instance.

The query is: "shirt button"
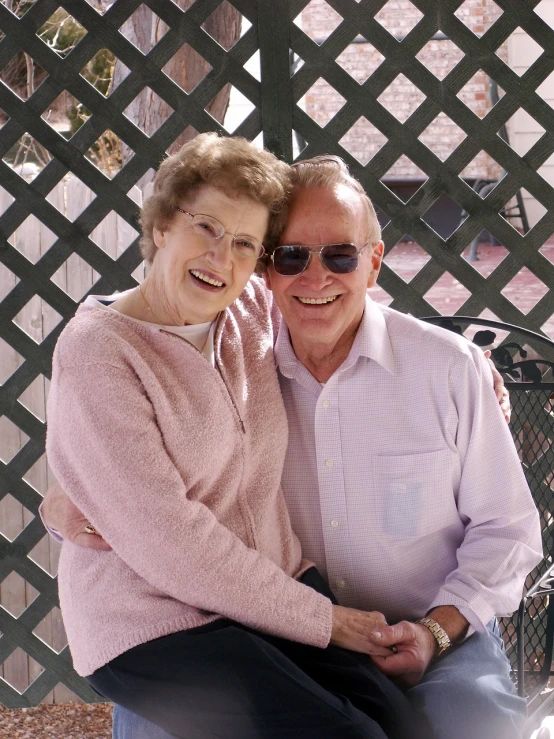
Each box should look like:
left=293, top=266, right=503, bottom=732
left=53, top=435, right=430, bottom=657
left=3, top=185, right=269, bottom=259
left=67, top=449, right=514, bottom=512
left=336, top=579, right=346, bottom=589
left=331, top=520, right=339, bottom=528
left=326, top=459, right=334, bottom=468
left=322, top=400, right=330, bottom=408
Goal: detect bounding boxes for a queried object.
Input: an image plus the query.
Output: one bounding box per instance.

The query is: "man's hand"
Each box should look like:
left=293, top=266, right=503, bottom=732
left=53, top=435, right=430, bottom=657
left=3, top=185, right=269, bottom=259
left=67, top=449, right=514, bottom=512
left=330, top=605, right=396, bottom=658
left=484, top=350, right=511, bottom=423
left=42, top=482, right=112, bottom=551
left=370, top=620, right=437, bottom=686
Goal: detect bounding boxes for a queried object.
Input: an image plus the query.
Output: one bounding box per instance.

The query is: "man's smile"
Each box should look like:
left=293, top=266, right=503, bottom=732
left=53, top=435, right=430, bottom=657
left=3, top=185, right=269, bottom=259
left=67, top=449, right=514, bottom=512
left=295, top=295, right=340, bottom=305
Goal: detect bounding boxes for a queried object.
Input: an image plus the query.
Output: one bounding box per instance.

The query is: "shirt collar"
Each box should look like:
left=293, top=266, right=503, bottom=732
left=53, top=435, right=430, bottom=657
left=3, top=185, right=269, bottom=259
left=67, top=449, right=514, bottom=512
left=275, top=294, right=396, bottom=380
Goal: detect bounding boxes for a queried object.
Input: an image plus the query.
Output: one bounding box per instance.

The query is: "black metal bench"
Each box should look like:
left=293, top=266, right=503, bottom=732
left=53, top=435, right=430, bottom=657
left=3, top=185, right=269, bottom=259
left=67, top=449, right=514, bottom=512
left=421, top=316, right=554, bottom=738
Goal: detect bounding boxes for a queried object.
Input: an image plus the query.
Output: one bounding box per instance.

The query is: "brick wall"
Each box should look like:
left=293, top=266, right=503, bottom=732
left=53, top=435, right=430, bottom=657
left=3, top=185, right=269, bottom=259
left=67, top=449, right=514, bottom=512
left=300, top=0, right=505, bottom=182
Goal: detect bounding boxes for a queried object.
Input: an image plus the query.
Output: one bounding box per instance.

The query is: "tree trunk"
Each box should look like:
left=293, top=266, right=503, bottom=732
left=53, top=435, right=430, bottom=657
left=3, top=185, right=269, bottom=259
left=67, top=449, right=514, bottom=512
left=113, top=1, right=242, bottom=178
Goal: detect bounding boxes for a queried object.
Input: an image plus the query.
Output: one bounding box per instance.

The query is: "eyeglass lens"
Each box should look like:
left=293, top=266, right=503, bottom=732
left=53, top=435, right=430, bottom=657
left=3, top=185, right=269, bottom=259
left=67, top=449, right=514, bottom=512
left=182, top=211, right=263, bottom=259
left=273, top=244, right=360, bottom=275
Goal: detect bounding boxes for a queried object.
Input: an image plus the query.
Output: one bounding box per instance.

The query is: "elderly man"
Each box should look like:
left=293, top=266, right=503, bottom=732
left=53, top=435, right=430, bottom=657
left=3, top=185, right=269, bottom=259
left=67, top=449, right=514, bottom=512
left=44, top=155, right=541, bottom=739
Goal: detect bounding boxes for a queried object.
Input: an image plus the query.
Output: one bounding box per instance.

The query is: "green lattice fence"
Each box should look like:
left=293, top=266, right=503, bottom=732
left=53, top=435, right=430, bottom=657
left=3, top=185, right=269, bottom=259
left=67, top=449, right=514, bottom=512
left=0, top=0, right=553, bottom=707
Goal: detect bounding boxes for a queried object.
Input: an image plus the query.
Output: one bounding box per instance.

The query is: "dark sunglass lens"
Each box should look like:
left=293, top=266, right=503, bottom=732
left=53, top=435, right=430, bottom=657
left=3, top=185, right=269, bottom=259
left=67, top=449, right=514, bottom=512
left=321, top=244, right=358, bottom=273
left=273, top=247, right=310, bottom=275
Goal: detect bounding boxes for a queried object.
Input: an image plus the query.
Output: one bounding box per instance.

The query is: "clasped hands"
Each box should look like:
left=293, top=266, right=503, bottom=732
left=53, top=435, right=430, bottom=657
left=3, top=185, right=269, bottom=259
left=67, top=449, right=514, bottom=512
left=330, top=605, right=438, bottom=686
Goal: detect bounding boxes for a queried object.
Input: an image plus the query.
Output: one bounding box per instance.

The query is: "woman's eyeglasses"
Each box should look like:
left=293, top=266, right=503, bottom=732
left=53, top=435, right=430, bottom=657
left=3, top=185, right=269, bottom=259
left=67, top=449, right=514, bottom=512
left=269, top=243, right=371, bottom=276
left=175, top=207, right=265, bottom=260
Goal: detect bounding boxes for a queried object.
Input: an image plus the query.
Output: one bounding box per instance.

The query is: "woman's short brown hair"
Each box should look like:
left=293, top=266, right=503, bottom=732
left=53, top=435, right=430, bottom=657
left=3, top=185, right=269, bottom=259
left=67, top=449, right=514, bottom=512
left=139, top=133, right=292, bottom=263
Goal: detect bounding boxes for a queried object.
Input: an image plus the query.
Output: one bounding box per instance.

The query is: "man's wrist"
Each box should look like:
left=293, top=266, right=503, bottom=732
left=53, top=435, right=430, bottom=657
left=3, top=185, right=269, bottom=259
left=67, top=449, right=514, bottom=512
left=415, top=617, right=451, bottom=660
left=427, top=605, right=469, bottom=644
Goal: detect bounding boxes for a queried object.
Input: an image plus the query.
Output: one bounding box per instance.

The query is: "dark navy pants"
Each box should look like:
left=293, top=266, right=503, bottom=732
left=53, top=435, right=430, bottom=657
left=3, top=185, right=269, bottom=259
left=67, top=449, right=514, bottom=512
left=89, top=569, right=430, bottom=739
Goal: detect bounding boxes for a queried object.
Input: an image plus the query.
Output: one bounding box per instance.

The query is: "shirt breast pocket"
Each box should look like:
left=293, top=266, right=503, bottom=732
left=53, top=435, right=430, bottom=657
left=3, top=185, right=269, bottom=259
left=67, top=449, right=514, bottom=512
left=370, top=449, right=458, bottom=539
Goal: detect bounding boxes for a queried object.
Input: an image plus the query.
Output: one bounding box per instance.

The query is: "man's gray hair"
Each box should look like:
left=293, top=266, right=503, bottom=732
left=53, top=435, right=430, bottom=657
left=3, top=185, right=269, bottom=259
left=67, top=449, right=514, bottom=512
left=290, top=155, right=382, bottom=245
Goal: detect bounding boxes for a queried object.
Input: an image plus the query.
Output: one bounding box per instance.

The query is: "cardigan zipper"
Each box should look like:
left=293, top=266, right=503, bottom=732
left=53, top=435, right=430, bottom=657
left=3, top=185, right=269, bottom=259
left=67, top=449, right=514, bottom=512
left=159, top=329, right=246, bottom=434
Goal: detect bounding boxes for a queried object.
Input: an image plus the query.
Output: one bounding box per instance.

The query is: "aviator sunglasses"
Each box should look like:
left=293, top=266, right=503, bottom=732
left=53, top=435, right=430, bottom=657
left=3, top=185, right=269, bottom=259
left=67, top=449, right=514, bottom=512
left=269, top=242, right=372, bottom=276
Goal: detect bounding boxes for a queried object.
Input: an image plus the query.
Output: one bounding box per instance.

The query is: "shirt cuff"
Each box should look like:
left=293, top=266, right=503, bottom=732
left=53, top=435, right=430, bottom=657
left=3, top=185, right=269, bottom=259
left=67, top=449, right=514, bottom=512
left=38, top=501, right=64, bottom=543
left=428, top=589, right=495, bottom=636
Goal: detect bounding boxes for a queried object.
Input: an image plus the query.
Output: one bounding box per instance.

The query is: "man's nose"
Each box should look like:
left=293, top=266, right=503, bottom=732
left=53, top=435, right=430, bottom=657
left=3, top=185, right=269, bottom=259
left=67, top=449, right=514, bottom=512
left=300, top=251, right=333, bottom=283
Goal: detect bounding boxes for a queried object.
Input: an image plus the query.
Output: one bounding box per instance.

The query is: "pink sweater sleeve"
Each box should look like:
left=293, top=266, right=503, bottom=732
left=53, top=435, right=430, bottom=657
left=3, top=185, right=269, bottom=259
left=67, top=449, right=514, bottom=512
left=46, top=359, right=333, bottom=649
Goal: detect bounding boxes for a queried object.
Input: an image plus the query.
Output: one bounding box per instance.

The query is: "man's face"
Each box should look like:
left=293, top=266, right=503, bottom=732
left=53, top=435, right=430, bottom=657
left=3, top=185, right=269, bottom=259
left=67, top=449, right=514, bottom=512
left=264, top=184, right=383, bottom=358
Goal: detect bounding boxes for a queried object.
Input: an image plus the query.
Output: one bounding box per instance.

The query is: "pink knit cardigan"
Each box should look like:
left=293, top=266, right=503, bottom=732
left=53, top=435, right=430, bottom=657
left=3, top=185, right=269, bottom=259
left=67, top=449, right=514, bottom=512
left=46, top=279, right=333, bottom=677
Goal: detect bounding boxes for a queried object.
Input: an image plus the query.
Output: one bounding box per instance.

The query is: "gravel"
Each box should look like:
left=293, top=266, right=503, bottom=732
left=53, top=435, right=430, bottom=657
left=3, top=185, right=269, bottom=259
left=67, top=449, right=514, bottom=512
left=0, top=703, right=113, bottom=739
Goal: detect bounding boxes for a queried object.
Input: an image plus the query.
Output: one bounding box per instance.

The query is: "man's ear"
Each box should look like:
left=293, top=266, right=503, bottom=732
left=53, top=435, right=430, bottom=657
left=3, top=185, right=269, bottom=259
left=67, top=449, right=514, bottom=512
left=367, top=241, right=384, bottom=289
left=262, top=267, right=273, bottom=292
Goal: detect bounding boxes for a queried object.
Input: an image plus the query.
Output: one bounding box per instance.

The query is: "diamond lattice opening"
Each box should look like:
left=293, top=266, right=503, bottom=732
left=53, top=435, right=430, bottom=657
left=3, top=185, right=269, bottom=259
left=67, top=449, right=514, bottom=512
left=202, top=0, right=243, bottom=51
left=464, top=244, right=508, bottom=277
left=244, top=49, right=261, bottom=83
left=381, top=155, right=426, bottom=182
left=0, top=494, right=29, bottom=541
left=456, top=72, right=501, bottom=118
left=0, top=262, right=20, bottom=303
left=37, top=10, right=87, bottom=57
left=415, top=37, right=464, bottom=80
left=0, top=338, right=24, bottom=386
left=60, top=174, right=96, bottom=220
left=335, top=39, right=384, bottom=85
left=1, top=52, right=47, bottom=101
left=418, top=112, right=467, bottom=161
left=537, top=71, right=554, bottom=108
left=424, top=273, right=472, bottom=314
left=0, top=183, right=14, bottom=215
left=520, top=188, right=547, bottom=226
left=80, top=47, right=116, bottom=97
left=12, top=297, right=64, bottom=345
left=454, top=0, right=503, bottom=35
left=18, top=374, right=48, bottom=424
left=40, top=91, right=79, bottom=137
left=22, top=454, right=51, bottom=497
left=90, top=212, right=140, bottom=258
left=123, top=88, right=173, bottom=134
left=28, top=535, right=60, bottom=578
left=503, top=109, right=546, bottom=156
left=51, top=252, right=97, bottom=302
left=120, top=5, right=167, bottom=53
left=2, top=133, right=51, bottom=180
left=501, top=268, right=549, bottom=314
left=32, top=607, right=67, bottom=654
left=162, top=45, right=212, bottom=93
left=384, top=242, right=432, bottom=283
left=506, top=28, right=544, bottom=75
left=304, top=79, right=346, bottom=127
left=221, top=86, right=256, bottom=134
left=294, top=1, right=344, bottom=43
left=422, top=194, right=466, bottom=240
left=377, top=73, right=426, bottom=123
left=460, top=150, right=503, bottom=182
left=85, top=129, right=122, bottom=178
left=0, top=572, right=39, bottom=619
left=339, top=118, right=387, bottom=165
left=0, top=648, right=44, bottom=694
left=373, top=1, right=424, bottom=38
left=8, top=213, right=57, bottom=265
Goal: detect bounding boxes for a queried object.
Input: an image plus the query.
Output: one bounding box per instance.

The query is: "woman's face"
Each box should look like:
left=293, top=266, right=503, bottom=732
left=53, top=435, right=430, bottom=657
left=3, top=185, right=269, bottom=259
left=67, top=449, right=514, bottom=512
left=150, top=184, right=269, bottom=324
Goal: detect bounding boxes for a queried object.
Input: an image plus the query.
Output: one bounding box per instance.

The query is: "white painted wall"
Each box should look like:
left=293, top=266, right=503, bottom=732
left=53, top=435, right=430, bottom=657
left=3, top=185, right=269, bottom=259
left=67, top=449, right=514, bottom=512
left=507, top=2, right=554, bottom=227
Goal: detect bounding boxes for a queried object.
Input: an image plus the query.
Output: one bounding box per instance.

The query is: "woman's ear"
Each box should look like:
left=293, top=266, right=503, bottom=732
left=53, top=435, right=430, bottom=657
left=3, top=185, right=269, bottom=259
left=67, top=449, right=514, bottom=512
left=153, top=227, right=165, bottom=250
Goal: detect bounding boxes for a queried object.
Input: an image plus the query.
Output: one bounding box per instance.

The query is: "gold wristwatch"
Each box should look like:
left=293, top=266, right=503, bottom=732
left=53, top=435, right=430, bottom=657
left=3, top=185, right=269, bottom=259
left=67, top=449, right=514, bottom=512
left=415, top=617, right=452, bottom=660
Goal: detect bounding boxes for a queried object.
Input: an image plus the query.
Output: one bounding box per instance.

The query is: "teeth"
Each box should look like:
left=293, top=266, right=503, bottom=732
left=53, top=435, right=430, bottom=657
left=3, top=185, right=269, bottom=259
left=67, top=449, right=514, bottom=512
left=191, top=269, right=224, bottom=287
left=297, top=295, right=338, bottom=305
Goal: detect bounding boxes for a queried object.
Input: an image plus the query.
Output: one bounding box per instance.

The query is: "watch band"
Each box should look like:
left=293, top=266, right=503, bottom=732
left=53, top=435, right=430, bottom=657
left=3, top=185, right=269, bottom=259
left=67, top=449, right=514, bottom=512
left=415, top=617, right=452, bottom=659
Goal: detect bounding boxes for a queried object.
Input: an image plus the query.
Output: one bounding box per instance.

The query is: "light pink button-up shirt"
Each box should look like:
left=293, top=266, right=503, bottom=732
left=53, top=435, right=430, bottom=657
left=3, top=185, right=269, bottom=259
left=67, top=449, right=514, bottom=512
left=276, top=295, right=542, bottom=633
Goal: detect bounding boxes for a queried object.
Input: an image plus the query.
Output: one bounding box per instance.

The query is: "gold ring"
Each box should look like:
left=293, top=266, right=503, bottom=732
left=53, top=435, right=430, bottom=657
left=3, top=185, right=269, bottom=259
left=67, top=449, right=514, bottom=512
left=84, top=523, right=97, bottom=535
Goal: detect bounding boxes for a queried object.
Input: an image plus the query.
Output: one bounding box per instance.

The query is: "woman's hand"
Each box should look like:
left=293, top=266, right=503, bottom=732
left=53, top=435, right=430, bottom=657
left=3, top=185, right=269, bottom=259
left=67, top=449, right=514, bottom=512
left=42, top=482, right=112, bottom=551
left=330, top=605, right=396, bottom=657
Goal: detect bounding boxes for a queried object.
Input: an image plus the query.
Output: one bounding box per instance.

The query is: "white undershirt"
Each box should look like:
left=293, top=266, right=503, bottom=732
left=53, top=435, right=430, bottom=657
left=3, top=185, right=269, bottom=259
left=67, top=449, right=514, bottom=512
left=84, top=290, right=216, bottom=365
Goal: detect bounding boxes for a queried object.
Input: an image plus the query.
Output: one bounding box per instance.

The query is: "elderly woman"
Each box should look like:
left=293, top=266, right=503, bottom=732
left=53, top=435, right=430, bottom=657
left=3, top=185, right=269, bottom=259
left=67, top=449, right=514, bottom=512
left=46, top=134, right=423, bottom=739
